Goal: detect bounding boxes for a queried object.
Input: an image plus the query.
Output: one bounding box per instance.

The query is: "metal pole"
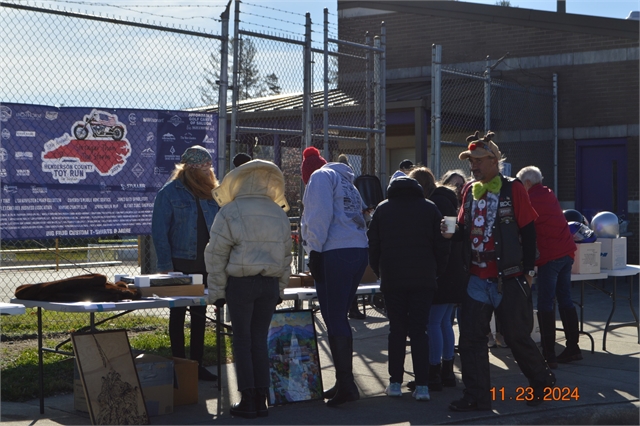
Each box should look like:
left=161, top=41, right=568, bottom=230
left=374, top=36, right=381, bottom=183
left=217, top=1, right=231, bottom=177
left=323, top=8, right=329, bottom=158
left=365, top=31, right=371, bottom=176
left=484, top=55, right=491, bottom=134
left=303, top=13, right=312, bottom=151
left=379, top=22, right=387, bottom=186
left=553, top=73, right=558, bottom=194
left=431, top=44, right=442, bottom=180
left=229, top=0, right=241, bottom=169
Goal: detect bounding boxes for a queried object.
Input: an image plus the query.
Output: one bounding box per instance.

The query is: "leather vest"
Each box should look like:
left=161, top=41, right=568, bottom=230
left=462, top=175, right=523, bottom=279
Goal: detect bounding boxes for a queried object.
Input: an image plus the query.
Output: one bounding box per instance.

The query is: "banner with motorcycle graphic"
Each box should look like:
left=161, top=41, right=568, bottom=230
left=0, top=103, right=217, bottom=240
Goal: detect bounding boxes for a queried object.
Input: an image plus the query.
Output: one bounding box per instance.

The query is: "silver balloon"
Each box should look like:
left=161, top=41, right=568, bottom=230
left=590, top=211, right=619, bottom=238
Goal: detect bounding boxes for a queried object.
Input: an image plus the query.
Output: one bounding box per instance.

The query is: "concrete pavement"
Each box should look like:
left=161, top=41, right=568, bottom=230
left=2, top=276, right=639, bottom=425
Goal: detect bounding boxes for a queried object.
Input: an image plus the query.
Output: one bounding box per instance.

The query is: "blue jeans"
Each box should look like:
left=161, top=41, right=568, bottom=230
left=428, top=303, right=455, bottom=365
left=536, top=255, right=574, bottom=312
left=226, top=275, right=280, bottom=391
left=467, top=275, right=503, bottom=308
left=314, top=247, right=368, bottom=337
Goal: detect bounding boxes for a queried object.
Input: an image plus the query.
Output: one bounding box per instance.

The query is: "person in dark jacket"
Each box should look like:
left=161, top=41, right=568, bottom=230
left=409, top=167, right=466, bottom=391
left=368, top=175, right=449, bottom=401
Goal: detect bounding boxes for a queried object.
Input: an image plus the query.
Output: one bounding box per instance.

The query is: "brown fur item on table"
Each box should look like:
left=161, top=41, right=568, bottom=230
left=14, top=273, right=140, bottom=302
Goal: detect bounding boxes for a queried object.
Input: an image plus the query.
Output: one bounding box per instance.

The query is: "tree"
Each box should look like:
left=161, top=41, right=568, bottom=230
left=495, top=0, right=516, bottom=6
left=264, top=73, right=282, bottom=95
left=199, top=37, right=281, bottom=105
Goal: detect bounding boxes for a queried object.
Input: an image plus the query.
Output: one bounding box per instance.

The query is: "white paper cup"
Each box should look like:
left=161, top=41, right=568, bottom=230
left=444, top=216, right=456, bottom=233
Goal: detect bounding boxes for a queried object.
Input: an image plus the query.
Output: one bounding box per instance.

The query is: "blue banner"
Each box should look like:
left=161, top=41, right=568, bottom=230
left=0, top=103, right=218, bottom=240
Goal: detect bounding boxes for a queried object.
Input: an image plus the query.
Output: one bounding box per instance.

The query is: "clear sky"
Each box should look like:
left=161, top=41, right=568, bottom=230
left=19, top=0, right=639, bottom=32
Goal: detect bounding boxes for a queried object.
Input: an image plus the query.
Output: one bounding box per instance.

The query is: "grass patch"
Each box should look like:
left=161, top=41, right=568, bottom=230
left=1, top=309, right=232, bottom=402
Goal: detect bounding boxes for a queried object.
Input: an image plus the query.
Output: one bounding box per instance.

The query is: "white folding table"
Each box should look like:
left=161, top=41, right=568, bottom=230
left=569, top=272, right=608, bottom=353
left=0, top=302, right=26, bottom=315
left=601, top=265, right=640, bottom=351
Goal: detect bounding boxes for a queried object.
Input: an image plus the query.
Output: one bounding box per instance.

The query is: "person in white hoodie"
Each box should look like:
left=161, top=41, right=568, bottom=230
left=300, top=146, right=369, bottom=407
left=205, top=159, right=292, bottom=419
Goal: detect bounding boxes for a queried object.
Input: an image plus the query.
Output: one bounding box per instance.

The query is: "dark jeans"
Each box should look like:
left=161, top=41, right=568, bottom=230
left=537, top=255, right=574, bottom=312
left=383, top=288, right=434, bottom=385
left=226, top=275, right=280, bottom=391
left=169, top=305, right=207, bottom=364
left=458, top=275, right=551, bottom=408
left=314, top=247, right=368, bottom=337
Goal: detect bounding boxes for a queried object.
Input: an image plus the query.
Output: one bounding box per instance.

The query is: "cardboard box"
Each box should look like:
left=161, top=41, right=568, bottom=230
left=135, top=354, right=174, bottom=416
left=599, top=237, right=627, bottom=270
left=288, top=273, right=315, bottom=288
left=360, top=265, right=379, bottom=284
left=129, top=284, right=204, bottom=297
left=171, top=357, right=199, bottom=406
left=571, top=242, right=601, bottom=274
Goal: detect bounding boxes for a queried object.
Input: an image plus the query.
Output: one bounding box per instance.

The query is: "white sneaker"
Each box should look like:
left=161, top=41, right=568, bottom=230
left=385, top=382, right=402, bottom=397
left=412, top=385, right=431, bottom=401
left=487, top=332, right=497, bottom=348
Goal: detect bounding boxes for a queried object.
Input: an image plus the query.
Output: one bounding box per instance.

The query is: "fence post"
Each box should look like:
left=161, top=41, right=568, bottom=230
left=229, top=0, right=241, bottom=168
left=217, top=1, right=231, bottom=177
left=553, top=73, right=558, bottom=195
left=379, top=22, right=387, bottom=186
left=55, top=238, right=59, bottom=271
left=484, top=55, right=491, bottom=134
left=431, top=44, right=442, bottom=179
left=322, top=8, right=329, bottom=158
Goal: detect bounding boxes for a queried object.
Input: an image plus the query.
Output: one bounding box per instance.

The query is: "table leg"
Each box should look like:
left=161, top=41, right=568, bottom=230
left=38, top=307, right=44, bottom=414
left=602, top=277, right=618, bottom=351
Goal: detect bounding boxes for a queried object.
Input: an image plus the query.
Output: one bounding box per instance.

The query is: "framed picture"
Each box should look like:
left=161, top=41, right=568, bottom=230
left=267, top=310, right=323, bottom=405
left=72, top=329, right=148, bottom=425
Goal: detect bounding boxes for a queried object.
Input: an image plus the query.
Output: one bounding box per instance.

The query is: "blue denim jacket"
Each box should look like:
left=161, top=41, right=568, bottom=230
left=151, top=179, right=219, bottom=272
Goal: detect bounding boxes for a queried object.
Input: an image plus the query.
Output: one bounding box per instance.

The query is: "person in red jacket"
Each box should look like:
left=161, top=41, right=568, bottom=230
left=516, top=166, right=581, bottom=369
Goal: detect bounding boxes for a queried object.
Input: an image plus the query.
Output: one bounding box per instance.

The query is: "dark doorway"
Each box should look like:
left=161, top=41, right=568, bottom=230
left=575, top=138, right=628, bottom=223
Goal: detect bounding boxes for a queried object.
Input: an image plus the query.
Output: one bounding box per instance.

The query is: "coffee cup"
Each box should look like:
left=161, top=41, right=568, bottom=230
left=444, top=216, right=456, bottom=233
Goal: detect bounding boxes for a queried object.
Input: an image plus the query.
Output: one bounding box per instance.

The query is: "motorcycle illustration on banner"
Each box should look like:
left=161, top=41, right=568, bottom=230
left=73, top=110, right=125, bottom=141
left=42, top=109, right=131, bottom=184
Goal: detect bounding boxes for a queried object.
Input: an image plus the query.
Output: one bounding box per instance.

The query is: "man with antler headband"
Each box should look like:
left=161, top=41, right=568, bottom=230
left=441, top=131, right=556, bottom=411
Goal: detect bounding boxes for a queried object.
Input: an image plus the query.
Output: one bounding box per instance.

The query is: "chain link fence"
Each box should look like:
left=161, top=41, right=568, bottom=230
left=432, top=45, right=556, bottom=188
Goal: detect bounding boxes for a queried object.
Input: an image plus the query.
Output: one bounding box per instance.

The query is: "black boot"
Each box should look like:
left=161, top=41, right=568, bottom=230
left=326, top=336, right=360, bottom=407
left=441, top=357, right=456, bottom=387
left=428, top=363, right=443, bottom=391
left=348, top=298, right=366, bottom=319
left=230, top=388, right=257, bottom=419
left=254, top=387, right=268, bottom=417
left=537, top=311, right=558, bottom=369
left=322, top=337, right=339, bottom=399
left=557, top=307, right=583, bottom=363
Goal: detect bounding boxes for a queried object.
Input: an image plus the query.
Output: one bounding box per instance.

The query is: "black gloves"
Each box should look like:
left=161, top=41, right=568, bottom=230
left=307, top=250, right=324, bottom=282
left=213, top=298, right=226, bottom=309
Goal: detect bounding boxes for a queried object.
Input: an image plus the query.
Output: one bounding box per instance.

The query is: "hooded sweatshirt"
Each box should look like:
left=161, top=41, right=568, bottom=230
left=301, top=162, right=368, bottom=254
left=205, top=160, right=292, bottom=302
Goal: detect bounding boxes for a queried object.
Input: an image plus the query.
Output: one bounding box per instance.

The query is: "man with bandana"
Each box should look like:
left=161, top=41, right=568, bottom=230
left=441, top=131, right=556, bottom=411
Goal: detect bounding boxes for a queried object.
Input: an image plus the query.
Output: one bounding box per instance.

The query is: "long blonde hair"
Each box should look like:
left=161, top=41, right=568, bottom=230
left=169, top=163, right=219, bottom=199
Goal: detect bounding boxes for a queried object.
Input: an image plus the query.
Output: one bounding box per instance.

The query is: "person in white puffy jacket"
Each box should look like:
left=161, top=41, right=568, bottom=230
left=205, top=159, right=292, bottom=419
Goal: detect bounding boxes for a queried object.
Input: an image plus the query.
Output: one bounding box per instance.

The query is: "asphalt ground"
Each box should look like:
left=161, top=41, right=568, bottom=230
left=1, top=275, right=639, bottom=425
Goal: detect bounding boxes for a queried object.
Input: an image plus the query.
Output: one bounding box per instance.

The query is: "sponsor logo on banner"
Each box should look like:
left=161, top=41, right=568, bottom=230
left=16, top=169, right=30, bottom=177
left=162, top=133, right=176, bottom=142
left=169, top=115, right=184, bottom=127
left=121, top=183, right=146, bottom=191
left=181, top=132, right=197, bottom=143
left=164, top=145, right=180, bottom=162
left=0, top=106, right=12, bottom=122
left=45, top=111, right=58, bottom=120
left=143, top=117, right=163, bottom=123
left=3, top=185, right=17, bottom=194
left=15, top=152, right=34, bottom=160
left=141, top=147, right=155, bottom=158
left=146, top=132, right=154, bottom=142
left=0, top=148, right=7, bottom=162
left=16, top=110, right=42, bottom=120
left=131, top=163, right=144, bottom=178
left=202, top=134, right=215, bottom=144
left=16, top=131, right=36, bottom=137
left=1, top=129, right=10, bottom=139
left=31, top=186, right=48, bottom=194
left=128, top=113, right=137, bottom=125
